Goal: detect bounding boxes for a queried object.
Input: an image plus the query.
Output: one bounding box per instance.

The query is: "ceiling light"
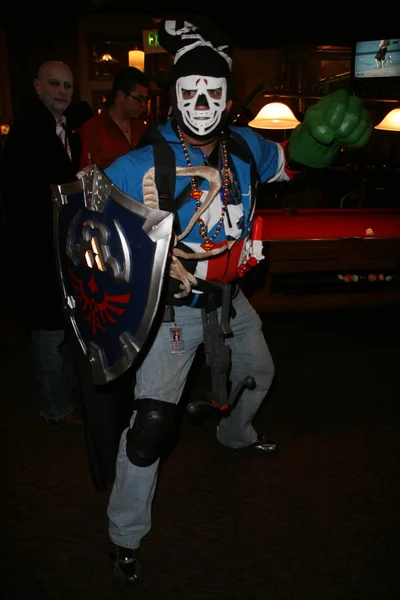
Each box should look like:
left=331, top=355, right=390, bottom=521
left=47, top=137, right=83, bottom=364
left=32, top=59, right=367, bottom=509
left=248, top=102, right=300, bottom=130
left=374, top=108, right=400, bottom=131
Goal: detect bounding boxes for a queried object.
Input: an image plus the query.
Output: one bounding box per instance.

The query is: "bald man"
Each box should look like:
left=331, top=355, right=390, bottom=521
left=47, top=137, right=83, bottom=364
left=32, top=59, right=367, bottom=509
left=2, top=60, right=82, bottom=426
left=34, top=60, right=74, bottom=122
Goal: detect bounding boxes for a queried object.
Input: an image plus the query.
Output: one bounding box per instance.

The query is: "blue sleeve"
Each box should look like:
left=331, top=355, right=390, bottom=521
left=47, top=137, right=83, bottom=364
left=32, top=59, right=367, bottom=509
left=230, top=126, right=285, bottom=183
left=104, top=149, right=150, bottom=203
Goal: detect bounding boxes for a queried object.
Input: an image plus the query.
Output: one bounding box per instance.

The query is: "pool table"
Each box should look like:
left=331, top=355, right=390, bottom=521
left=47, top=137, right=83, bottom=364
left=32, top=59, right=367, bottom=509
left=247, top=208, right=400, bottom=311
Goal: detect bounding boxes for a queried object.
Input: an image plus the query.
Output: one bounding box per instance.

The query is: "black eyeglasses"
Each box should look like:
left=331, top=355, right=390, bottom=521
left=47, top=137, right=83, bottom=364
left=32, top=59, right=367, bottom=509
left=128, top=93, right=149, bottom=106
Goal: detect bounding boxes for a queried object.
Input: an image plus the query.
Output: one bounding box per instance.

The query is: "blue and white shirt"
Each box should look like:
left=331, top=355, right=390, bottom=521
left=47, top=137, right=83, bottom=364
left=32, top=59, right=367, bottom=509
left=105, top=119, right=289, bottom=285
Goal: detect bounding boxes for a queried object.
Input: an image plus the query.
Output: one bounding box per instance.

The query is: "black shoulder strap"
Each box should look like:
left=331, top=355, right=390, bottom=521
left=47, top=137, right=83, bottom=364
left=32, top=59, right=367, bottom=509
left=229, top=129, right=257, bottom=170
left=149, top=124, right=206, bottom=236
left=148, top=125, right=177, bottom=214
left=228, top=129, right=251, bottom=159
left=228, top=129, right=260, bottom=213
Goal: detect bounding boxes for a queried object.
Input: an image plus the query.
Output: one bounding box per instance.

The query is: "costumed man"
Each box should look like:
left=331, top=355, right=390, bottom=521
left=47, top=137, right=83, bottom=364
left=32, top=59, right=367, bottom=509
left=79, top=18, right=372, bottom=582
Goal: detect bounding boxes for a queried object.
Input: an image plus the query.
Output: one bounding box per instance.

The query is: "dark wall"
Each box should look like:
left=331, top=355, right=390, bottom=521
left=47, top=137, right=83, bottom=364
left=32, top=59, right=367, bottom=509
left=5, top=14, right=80, bottom=122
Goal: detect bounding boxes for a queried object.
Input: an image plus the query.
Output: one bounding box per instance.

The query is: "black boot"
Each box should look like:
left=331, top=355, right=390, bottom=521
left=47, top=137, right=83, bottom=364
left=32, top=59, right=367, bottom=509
left=109, top=546, right=143, bottom=583
left=240, top=436, right=278, bottom=456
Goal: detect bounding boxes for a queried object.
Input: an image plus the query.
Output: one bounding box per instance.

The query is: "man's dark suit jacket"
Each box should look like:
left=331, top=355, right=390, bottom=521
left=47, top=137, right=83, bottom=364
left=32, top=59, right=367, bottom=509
left=2, top=97, right=81, bottom=330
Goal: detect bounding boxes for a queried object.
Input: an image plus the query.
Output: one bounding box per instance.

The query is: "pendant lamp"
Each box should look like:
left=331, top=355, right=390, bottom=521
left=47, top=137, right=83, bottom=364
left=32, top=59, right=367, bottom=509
left=374, top=108, right=400, bottom=131
left=95, top=53, right=119, bottom=63
left=248, top=102, right=300, bottom=130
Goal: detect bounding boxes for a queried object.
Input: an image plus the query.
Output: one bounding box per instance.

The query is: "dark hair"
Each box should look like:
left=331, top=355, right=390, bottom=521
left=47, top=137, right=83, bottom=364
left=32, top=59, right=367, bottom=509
left=65, top=100, right=94, bottom=130
left=111, top=67, right=150, bottom=102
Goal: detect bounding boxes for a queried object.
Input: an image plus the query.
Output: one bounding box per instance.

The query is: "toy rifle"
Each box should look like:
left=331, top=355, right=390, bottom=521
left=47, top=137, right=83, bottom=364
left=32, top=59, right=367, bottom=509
left=187, top=281, right=255, bottom=417
left=187, top=81, right=264, bottom=415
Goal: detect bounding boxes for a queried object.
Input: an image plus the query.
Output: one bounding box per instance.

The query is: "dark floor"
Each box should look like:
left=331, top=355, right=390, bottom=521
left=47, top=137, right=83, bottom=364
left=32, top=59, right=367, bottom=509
left=1, top=300, right=400, bottom=600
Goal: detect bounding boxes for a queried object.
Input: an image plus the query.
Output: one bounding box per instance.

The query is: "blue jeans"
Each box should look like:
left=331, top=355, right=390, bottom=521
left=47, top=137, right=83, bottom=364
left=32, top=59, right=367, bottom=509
left=107, top=290, right=275, bottom=550
left=31, top=328, right=78, bottom=421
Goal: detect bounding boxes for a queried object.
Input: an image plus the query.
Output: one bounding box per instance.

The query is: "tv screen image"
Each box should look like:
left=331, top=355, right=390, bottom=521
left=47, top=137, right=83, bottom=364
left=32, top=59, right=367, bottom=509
left=354, top=39, right=400, bottom=79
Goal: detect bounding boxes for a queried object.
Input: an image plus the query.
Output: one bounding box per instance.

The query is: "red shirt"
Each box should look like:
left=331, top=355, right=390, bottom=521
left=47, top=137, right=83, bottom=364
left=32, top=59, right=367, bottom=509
left=79, top=109, right=147, bottom=170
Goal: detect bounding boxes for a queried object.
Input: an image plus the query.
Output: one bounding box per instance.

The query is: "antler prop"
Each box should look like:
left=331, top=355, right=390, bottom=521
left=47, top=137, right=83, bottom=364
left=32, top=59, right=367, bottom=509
left=143, top=164, right=232, bottom=297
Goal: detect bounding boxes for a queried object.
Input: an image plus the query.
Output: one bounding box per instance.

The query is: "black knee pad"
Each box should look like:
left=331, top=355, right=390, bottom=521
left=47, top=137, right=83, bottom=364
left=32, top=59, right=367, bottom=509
left=126, top=398, right=177, bottom=467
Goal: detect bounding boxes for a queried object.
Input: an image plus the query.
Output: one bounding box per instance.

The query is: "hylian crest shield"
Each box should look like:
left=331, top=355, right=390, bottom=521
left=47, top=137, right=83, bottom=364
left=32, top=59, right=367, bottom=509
left=52, top=166, right=173, bottom=386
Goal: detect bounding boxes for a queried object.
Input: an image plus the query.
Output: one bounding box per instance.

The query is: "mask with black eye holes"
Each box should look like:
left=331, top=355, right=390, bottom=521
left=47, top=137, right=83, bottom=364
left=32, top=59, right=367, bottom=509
left=174, top=74, right=228, bottom=138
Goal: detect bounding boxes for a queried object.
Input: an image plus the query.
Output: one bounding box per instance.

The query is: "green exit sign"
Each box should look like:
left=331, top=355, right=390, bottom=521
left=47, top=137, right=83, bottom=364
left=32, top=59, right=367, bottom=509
left=142, top=30, right=167, bottom=54
left=147, top=31, right=159, bottom=47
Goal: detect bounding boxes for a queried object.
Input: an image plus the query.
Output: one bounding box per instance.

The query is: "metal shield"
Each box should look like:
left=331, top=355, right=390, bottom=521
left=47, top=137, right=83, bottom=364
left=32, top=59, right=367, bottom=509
left=52, top=166, right=174, bottom=386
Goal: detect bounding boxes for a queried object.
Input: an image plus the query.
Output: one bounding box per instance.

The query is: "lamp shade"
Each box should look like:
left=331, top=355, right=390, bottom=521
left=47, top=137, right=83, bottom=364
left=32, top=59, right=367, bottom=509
left=95, top=53, right=119, bottom=63
left=128, top=50, right=145, bottom=72
left=248, top=102, right=300, bottom=130
left=374, top=108, right=400, bottom=131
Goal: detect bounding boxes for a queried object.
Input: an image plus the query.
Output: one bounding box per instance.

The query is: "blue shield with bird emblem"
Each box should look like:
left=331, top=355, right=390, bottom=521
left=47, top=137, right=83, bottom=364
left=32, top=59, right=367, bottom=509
left=52, top=166, right=173, bottom=385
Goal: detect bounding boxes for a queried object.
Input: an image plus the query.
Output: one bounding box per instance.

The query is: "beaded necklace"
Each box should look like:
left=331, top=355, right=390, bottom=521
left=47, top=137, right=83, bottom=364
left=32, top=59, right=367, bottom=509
left=177, top=125, right=229, bottom=251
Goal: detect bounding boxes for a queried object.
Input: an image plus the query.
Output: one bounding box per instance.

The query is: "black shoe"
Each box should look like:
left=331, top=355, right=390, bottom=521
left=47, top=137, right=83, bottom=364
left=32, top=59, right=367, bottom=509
left=109, top=546, right=142, bottom=583
left=240, top=435, right=277, bottom=457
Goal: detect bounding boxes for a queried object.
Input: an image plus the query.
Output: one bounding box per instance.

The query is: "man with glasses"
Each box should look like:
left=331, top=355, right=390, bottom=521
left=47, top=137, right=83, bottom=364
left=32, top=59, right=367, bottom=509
left=79, top=66, right=149, bottom=171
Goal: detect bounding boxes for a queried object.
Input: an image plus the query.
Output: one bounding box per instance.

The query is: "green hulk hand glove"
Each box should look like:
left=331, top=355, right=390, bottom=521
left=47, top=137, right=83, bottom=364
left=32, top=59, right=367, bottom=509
left=288, top=89, right=373, bottom=168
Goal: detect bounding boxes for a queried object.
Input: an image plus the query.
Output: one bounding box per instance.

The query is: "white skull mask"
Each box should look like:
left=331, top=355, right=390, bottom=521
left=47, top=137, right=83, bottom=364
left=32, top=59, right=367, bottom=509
left=176, top=75, right=227, bottom=137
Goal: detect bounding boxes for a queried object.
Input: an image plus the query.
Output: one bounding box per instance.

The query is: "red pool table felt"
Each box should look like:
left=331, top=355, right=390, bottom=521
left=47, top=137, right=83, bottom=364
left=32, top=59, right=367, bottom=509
left=255, top=208, right=400, bottom=241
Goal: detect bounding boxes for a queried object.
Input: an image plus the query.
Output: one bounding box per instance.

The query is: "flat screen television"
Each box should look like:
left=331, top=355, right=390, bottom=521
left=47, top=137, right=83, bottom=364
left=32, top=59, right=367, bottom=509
left=353, top=39, right=400, bottom=79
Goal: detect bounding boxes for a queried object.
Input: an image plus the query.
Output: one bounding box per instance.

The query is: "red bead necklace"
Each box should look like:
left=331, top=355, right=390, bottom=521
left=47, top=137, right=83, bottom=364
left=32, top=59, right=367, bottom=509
left=177, top=126, right=229, bottom=251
